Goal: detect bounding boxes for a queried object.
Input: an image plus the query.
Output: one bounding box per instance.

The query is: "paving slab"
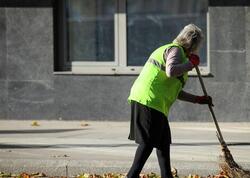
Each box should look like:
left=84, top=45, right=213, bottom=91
left=0, top=120, right=250, bottom=176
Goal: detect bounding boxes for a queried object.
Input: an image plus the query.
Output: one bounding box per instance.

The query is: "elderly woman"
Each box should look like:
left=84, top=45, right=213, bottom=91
left=127, top=24, right=213, bottom=178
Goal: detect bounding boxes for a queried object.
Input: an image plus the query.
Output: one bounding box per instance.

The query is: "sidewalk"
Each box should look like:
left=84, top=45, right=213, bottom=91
left=0, top=120, right=250, bottom=176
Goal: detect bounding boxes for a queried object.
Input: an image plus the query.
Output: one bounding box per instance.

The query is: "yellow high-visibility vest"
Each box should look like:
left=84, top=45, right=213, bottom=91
left=128, top=43, right=188, bottom=117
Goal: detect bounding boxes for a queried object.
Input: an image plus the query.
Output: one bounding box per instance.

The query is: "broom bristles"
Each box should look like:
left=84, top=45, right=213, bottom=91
left=219, top=145, right=250, bottom=178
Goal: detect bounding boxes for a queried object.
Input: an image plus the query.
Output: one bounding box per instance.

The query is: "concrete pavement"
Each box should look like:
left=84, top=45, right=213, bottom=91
left=0, top=120, right=250, bottom=176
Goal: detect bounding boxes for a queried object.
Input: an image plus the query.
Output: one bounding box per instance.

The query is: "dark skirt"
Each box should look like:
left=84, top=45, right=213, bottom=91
left=128, top=100, right=172, bottom=149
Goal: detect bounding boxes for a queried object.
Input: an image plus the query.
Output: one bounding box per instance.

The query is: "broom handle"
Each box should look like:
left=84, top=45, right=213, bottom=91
left=195, top=66, right=226, bottom=146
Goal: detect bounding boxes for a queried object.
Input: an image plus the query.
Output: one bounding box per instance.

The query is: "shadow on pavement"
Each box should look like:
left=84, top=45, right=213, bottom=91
left=0, top=142, right=250, bottom=149
left=0, top=129, right=86, bottom=134
left=0, top=143, right=135, bottom=149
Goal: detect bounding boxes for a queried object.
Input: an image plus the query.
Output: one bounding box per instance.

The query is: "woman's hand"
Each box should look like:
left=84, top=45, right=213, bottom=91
left=189, top=54, right=200, bottom=67
left=195, top=95, right=214, bottom=106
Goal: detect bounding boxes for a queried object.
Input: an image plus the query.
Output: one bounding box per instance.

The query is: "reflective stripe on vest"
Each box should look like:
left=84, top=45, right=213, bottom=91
left=148, top=58, right=185, bottom=88
left=148, top=58, right=165, bottom=71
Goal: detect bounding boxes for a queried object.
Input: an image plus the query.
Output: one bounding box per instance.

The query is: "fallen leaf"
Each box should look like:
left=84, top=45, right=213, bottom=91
left=81, top=123, right=89, bottom=127
left=20, top=172, right=30, bottom=178
left=31, top=121, right=40, bottom=126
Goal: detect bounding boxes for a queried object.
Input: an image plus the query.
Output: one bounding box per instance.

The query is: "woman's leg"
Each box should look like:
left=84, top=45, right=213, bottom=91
left=127, top=144, right=153, bottom=178
left=156, top=144, right=173, bottom=178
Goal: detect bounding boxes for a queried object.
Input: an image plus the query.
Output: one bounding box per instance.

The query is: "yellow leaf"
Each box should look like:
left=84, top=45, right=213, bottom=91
left=31, top=121, right=40, bottom=126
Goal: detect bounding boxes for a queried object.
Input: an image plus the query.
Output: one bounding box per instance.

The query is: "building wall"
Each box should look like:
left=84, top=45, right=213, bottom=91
left=0, top=8, right=54, bottom=119
left=0, top=5, right=249, bottom=121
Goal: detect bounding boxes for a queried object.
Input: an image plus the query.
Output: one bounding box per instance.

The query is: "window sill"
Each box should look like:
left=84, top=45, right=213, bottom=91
left=188, top=67, right=211, bottom=76
left=54, top=66, right=211, bottom=76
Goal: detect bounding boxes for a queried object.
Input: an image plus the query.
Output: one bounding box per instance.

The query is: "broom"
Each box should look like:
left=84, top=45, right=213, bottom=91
left=195, top=66, right=250, bottom=178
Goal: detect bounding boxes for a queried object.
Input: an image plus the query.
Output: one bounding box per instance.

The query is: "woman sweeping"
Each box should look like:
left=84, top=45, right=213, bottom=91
left=127, top=24, right=213, bottom=178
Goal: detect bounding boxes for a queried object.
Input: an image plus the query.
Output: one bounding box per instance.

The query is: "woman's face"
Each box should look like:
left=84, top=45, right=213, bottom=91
left=192, top=48, right=199, bottom=55
left=192, top=40, right=203, bottom=54
left=185, top=48, right=199, bottom=57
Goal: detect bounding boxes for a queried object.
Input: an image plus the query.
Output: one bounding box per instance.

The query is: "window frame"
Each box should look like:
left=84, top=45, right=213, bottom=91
left=69, top=0, right=142, bottom=75
left=54, top=0, right=210, bottom=76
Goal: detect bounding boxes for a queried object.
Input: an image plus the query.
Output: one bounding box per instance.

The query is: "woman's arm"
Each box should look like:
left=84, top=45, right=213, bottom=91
left=178, top=90, right=214, bottom=106
left=165, top=47, right=194, bottom=77
left=178, top=90, right=197, bottom=103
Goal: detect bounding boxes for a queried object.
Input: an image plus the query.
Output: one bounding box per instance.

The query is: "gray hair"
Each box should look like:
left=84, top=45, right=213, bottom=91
left=173, top=24, right=204, bottom=52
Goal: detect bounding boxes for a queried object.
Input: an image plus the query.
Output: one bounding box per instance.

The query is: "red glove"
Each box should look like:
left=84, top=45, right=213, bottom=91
left=189, top=54, right=200, bottom=66
left=195, top=95, right=214, bottom=106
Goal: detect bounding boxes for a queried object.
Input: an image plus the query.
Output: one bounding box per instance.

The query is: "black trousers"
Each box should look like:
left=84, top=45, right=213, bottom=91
left=127, top=143, right=173, bottom=178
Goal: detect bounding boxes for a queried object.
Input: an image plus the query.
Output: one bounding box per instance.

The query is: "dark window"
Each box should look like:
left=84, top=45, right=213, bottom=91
left=127, top=0, right=208, bottom=66
left=0, top=0, right=54, bottom=7
left=66, top=0, right=115, bottom=62
left=55, top=0, right=208, bottom=73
